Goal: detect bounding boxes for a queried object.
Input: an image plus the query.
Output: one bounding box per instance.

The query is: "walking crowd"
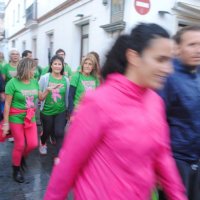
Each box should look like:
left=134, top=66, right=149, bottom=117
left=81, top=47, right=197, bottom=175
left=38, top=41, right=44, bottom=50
left=0, top=23, right=200, bottom=200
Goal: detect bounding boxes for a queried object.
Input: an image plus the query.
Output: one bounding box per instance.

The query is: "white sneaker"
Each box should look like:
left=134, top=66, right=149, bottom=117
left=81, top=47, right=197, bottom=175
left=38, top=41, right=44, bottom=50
left=8, top=137, right=14, bottom=142
left=39, top=145, right=47, bottom=155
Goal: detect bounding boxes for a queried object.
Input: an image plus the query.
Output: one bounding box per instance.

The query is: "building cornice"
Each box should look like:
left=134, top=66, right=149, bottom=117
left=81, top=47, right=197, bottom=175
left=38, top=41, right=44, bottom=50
left=37, top=0, right=81, bottom=23
left=8, top=27, right=27, bottom=40
left=8, top=0, right=81, bottom=40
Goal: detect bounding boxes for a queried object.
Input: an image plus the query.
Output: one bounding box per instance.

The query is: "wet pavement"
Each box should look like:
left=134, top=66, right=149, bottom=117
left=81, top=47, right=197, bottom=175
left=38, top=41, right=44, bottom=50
left=0, top=125, right=73, bottom=200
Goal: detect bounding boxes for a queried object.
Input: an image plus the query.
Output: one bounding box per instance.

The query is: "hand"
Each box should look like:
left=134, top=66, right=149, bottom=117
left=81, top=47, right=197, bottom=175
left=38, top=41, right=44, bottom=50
left=69, top=115, right=74, bottom=122
left=2, top=123, right=10, bottom=136
left=47, top=84, right=62, bottom=91
left=0, top=93, right=5, bottom=101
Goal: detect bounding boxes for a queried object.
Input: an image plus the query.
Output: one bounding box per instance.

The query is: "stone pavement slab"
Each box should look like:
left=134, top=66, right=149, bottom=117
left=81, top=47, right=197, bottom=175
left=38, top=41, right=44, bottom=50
left=0, top=138, right=73, bottom=200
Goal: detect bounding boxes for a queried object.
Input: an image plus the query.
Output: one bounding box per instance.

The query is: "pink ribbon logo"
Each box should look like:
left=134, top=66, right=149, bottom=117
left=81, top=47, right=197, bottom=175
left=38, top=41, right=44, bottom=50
left=26, top=96, right=34, bottom=108
left=52, top=89, right=61, bottom=102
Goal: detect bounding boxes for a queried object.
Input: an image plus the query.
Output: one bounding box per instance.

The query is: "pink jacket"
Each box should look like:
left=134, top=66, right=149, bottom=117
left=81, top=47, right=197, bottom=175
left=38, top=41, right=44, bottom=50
left=44, top=73, right=187, bottom=200
left=9, top=107, right=35, bottom=128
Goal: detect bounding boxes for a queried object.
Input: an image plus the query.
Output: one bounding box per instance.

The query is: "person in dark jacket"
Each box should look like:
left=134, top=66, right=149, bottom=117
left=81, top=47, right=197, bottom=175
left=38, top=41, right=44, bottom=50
left=159, top=25, right=200, bottom=200
left=0, top=74, right=4, bottom=121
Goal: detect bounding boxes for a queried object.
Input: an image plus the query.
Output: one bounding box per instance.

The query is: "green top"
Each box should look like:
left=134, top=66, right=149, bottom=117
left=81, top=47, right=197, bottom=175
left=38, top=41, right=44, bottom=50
left=2, top=63, right=17, bottom=84
left=41, top=74, right=67, bottom=116
left=70, top=72, right=99, bottom=107
left=0, top=61, right=6, bottom=74
left=76, top=65, right=81, bottom=72
left=41, top=66, right=49, bottom=76
left=34, top=66, right=42, bottom=80
left=41, top=63, right=72, bottom=78
left=5, top=78, right=39, bottom=124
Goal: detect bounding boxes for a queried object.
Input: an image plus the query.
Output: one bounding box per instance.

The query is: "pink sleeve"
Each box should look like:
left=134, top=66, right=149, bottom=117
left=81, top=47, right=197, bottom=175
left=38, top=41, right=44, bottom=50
left=44, top=95, right=105, bottom=200
left=154, top=103, right=188, bottom=200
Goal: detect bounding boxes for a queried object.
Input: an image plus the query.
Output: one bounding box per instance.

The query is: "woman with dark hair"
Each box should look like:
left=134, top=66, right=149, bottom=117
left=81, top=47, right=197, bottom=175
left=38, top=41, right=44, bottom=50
left=3, top=58, right=39, bottom=183
left=41, top=49, right=72, bottom=78
left=44, top=23, right=187, bottom=200
left=38, top=55, right=69, bottom=162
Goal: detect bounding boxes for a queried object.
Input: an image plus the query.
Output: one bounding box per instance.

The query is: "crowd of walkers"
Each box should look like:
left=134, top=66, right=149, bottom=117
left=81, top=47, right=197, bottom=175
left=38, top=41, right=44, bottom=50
left=1, top=23, right=200, bottom=200
left=0, top=48, right=100, bottom=183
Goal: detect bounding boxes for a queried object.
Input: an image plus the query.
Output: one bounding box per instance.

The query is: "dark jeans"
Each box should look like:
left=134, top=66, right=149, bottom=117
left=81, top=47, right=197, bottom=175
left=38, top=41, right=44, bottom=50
left=40, top=111, right=67, bottom=155
left=0, top=101, right=4, bottom=121
left=159, top=159, right=200, bottom=200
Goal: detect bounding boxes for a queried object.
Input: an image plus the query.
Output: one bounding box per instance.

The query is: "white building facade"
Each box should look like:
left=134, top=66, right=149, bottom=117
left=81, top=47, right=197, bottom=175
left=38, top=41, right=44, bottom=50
left=3, top=0, right=200, bottom=69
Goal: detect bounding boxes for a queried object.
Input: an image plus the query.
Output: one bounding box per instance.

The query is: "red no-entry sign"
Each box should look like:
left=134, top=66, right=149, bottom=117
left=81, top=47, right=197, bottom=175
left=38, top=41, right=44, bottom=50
left=134, top=0, right=151, bottom=15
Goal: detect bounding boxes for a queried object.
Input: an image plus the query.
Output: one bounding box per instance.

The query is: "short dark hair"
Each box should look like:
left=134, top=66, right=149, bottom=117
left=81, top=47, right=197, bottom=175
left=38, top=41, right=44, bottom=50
left=49, top=55, right=64, bottom=75
left=22, top=50, right=32, bottom=58
left=101, top=23, right=170, bottom=79
left=55, top=49, right=65, bottom=55
left=174, top=25, right=200, bottom=44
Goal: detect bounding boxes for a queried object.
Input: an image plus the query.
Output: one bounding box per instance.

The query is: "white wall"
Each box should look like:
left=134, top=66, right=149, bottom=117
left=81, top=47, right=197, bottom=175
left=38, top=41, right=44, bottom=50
left=4, top=0, right=200, bottom=70
left=124, top=0, right=176, bottom=35
left=4, top=0, right=29, bottom=37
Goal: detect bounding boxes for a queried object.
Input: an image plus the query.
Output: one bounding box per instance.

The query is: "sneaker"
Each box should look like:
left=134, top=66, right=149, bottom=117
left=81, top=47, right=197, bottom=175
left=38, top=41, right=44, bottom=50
left=49, top=135, right=56, bottom=145
left=8, top=137, right=14, bottom=142
left=39, top=145, right=47, bottom=155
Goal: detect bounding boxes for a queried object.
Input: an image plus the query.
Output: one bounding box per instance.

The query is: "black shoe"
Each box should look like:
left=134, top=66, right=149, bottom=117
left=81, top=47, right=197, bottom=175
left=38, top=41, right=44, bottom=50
left=12, top=166, right=24, bottom=183
left=20, top=157, right=27, bottom=172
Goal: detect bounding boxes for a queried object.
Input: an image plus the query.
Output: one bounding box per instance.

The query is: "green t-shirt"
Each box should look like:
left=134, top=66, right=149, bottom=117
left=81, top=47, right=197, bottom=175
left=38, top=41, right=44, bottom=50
left=5, top=78, right=39, bottom=124
left=0, top=61, right=6, bottom=74
left=2, top=63, right=17, bottom=84
left=70, top=72, right=99, bottom=107
left=41, top=74, right=67, bottom=116
left=76, top=65, right=81, bottom=72
left=41, top=64, right=72, bottom=78
left=41, top=66, right=49, bottom=76
left=34, top=66, right=42, bottom=80
left=64, top=64, right=72, bottom=77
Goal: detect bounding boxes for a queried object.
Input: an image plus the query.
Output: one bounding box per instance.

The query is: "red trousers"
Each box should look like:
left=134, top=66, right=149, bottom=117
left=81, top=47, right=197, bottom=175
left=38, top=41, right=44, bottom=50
left=10, top=122, right=38, bottom=166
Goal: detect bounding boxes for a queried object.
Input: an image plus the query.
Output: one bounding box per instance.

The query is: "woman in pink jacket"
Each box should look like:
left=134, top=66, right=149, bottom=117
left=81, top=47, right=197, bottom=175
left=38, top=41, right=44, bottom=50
left=44, top=23, right=187, bottom=200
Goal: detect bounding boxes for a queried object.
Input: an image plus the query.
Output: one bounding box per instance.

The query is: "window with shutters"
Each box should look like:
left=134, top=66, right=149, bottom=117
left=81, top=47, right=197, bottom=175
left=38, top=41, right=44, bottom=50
left=80, top=24, right=89, bottom=62
left=111, top=0, right=124, bottom=23
left=100, top=0, right=126, bottom=33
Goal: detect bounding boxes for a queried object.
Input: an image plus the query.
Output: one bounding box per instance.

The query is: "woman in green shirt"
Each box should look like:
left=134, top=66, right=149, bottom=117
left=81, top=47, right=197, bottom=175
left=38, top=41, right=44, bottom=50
left=41, top=49, right=72, bottom=79
left=68, top=54, right=100, bottom=115
left=2, top=49, right=20, bottom=84
left=39, top=55, right=69, bottom=163
left=3, top=58, right=39, bottom=183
